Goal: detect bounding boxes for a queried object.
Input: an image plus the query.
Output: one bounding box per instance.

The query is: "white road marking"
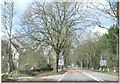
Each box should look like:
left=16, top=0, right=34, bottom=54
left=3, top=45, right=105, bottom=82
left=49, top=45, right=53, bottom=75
left=58, top=72, right=68, bottom=81
left=83, top=72, right=104, bottom=81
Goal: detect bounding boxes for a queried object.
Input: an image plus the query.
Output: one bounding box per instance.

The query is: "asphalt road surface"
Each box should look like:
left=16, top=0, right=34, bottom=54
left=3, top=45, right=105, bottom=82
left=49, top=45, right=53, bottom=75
left=57, top=70, right=119, bottom=82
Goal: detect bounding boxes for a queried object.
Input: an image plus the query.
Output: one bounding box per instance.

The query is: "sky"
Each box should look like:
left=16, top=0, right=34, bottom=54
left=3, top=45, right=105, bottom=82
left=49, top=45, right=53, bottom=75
left=1, top=0, right=116, bottom=37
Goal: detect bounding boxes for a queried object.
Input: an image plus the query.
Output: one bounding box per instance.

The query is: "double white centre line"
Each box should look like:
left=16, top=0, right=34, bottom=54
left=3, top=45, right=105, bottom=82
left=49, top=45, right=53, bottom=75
left=83, top=72, right=104, bottom=81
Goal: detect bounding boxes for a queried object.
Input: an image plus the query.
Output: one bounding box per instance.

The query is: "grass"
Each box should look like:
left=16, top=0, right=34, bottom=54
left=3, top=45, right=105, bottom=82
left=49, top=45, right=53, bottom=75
left=91, top=69, right=118, bottom=76
left=2, top=70, right=66, bottom=81
left=16, top=70, right=66, bottom=81
left=36, top=70, right=66, bottom=77
left=83, top=68, right=118, bottom=76
left=17, top=77, right=43, bottom=81
left=2, top=76, right=9, bottom=81
left=36, top=71, right=57, bottom=77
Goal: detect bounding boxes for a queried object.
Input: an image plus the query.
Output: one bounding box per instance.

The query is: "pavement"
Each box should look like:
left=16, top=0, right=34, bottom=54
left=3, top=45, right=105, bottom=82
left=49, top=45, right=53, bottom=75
left=41, top=69, right=119, bottom=82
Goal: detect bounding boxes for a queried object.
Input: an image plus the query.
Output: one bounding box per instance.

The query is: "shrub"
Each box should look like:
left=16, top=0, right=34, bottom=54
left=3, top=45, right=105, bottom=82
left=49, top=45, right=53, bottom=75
left=25, top=65, right=31, bottom=71
left=41, top=63, right=53, bottom=71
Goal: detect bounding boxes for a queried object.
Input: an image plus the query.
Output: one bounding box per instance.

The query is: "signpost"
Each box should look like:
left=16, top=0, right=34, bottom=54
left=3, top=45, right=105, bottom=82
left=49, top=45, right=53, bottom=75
left=59, top=59, right=64, bottom=66
left=100, top=59, right=107, bottom=66
left=99, top=59, right=107, bottom=71
left=58, top=56, right=64, bottom=71
left=59, top=56, right=64, bottom=66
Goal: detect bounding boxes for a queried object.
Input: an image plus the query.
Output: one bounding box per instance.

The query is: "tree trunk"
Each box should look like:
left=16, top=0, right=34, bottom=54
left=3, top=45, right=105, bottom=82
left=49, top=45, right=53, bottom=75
left=56, top=56, right=59, bottom=73
left=87, top=59, right=90, bottom=68
left=55, top=49, right=60, bottom=73
left=81, top=61, right=83, bottom=68
left=8, top=39, right=15, bottom=73
left=64, top=55, right=67, bottom=68
left=116, top=37, right=119, bottom=67
left=8, top=59, right=15, bottom=72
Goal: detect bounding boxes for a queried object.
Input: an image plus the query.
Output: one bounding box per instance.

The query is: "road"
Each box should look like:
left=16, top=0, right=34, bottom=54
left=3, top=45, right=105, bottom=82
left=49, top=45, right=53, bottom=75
left=42, top=69, right=119, bottom=82
left=6, top=69, right=119, bottom=82
left=58, top=70, right=118, bottom=81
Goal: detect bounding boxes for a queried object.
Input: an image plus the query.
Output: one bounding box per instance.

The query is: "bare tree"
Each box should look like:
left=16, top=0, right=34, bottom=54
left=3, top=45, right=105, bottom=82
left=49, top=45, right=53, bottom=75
left=89, top=1, right=119, bottom=33
left=88, top=1, right=119, bottom=59
left=2, top=1, right=15, bottom=73
left=21, top=2, right=89, bottom=73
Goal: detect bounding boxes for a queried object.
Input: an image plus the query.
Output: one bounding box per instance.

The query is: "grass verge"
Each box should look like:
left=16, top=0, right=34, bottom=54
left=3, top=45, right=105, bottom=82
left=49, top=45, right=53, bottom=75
left=2, top=70, right=66, bottom=81
left=36, top=70, right=66, bottom=77
left=92, top=69, right=118, bottom=76
left=18, top=77, right=43, bottom=81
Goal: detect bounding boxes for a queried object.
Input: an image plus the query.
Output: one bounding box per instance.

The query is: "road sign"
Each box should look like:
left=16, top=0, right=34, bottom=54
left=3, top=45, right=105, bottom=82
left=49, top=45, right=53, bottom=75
left=59, top=59, right=64, bottom=66
left=100, top=59, right=107, bottom=66
left=59, top=56, right=64, bottom=66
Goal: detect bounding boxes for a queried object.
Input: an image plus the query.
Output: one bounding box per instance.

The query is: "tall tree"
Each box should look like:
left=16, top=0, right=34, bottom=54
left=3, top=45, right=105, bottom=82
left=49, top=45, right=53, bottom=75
left=106, top=25, right=118, bottom=54
left=106, top=25, right=119, bottom=68
left=21, top=2, right=89, bottom=73
left=89, top=1, right=119, bottom=58
left=2, top=1, right=15, bottom=73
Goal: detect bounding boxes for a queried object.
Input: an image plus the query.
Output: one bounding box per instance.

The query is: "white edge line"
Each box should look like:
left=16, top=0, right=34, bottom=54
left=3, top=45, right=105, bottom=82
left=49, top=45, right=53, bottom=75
left=58, top=72, right=68, bottom=81
left=83, top=72, right=104, bottom=81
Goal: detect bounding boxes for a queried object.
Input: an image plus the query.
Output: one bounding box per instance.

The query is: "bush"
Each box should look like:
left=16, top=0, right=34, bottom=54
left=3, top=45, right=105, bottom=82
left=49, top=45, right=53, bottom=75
left=25, top=65, right=31, bottom=71
left=2, top=73, right=9, bottom=81
left=41, top=64, right=53, bottom=71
